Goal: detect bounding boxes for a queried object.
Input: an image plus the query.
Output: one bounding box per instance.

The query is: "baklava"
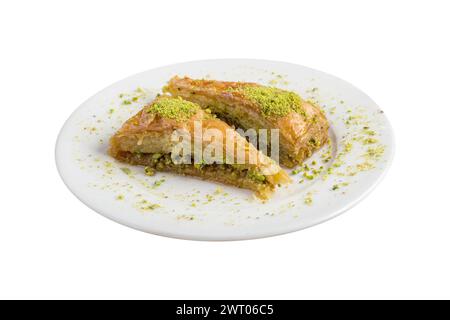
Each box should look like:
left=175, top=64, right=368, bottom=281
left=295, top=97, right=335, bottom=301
left=164, top=76, right=329, bottom=168
left=109, top=95, right=290, bottom=199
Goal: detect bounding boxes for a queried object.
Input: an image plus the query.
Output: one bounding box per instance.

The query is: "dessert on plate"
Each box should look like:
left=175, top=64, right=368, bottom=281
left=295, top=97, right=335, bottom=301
left=109, top=95, right=290, bottom=199
left=164, top=76, right=329, bottom=167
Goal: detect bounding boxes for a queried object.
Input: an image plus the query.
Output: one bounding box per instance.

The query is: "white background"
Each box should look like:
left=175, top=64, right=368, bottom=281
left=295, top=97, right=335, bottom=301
left=1, top=0, right=449, bottom=299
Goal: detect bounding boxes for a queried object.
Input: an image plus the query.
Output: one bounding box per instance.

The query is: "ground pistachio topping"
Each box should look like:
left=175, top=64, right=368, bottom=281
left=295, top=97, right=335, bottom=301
left=229, top=86, right=305, bottom=117
left=147, top=97, right=200, bottom=121
left=247, top=170, right=267, bottom=183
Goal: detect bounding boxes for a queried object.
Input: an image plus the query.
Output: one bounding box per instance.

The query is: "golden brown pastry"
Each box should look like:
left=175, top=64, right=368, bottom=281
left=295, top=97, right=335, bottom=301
left=164, top=76, right=329, bottom=168
left=109, top=95, right=290, bottom=199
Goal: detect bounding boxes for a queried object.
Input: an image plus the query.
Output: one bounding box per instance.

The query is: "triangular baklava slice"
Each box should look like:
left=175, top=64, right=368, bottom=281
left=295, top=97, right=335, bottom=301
left=109, top=95, right=290, bottom=199
left=164, top=76, right=329, bottom=168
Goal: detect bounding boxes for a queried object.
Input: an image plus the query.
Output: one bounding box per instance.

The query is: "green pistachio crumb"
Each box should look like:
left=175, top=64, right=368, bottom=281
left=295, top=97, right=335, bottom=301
left=364, top=145, right=385, bottom=160
left=303, top=172, right=314, bottom=180
left=229, top=86, right=305, bottom=118
left=120, top=167, right=132, bottom=175
left=147, top=97, right=199, bottom=121
left=362, top=126, right=376, bottom=136
left=344, top=142, right=353, bottom=152
left=363, top=138, right=378, bottom=145
left=304, top=196, right=313, bottom=205
left=357, top=162, right=375, bottom=171
left=144, top=167, right=155, bottom=176
left=153, top=179, right=165, bottom=187
left=193, top=163, right=202, bottom=169
left=141, top=203, right=160, bottom=210
left=248, top=170, right=267, bottom=183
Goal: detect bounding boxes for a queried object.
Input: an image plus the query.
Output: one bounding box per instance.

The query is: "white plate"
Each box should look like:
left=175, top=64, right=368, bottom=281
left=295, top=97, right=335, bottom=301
left=56, top=59, right=394, bottom=241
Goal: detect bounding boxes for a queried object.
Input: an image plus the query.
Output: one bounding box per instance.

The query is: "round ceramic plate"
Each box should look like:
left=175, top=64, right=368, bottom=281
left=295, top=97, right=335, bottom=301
left=56, top=59, right=394, bottom=240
